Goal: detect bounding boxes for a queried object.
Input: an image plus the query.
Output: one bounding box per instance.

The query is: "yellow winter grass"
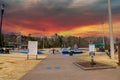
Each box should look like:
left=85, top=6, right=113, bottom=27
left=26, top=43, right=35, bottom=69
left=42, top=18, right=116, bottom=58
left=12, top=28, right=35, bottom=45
left=76, top=52, right=120, bottom=68
left=0, top=53, right=48, bottom=80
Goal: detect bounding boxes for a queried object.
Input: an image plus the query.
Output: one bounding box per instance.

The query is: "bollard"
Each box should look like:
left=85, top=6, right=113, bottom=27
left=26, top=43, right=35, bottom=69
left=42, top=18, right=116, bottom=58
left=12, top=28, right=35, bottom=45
left=89, top=52, right=96, bottom=65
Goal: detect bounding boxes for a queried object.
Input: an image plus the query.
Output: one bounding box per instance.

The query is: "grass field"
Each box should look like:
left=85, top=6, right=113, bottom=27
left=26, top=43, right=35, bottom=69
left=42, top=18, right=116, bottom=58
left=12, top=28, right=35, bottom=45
left=0, top=53, right=48, bottom=80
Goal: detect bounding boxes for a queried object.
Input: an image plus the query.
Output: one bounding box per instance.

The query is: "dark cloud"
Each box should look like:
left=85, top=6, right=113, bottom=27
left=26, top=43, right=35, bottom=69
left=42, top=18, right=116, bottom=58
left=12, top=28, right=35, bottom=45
left=0, top=0, right=120, bottom=35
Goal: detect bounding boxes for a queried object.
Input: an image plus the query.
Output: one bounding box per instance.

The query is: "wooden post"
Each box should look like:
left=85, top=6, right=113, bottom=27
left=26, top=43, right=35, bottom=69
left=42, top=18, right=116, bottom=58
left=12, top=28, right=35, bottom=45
left=36, top=55, right=38, bottom=60
left=27, top=54, right=38, bottom=60
left=118, top=43, right=120, bottom=65
left=27, top=54, right=29, bottom=60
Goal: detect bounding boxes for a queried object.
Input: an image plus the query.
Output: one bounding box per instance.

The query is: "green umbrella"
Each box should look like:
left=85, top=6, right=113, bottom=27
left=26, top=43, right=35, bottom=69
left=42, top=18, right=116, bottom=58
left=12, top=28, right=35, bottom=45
left=95, top=42, right=105, bottom=47
left=18, top=44, right=27, bottom=47
left=7, top=43, right=15, bottom=47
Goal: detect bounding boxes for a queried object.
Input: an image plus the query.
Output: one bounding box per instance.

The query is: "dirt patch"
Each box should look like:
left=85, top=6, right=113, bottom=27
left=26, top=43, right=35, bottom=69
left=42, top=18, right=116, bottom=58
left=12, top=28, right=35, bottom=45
left=74, top=61, right=116, bottom=70
left=76, top=52, right=120, bottom=68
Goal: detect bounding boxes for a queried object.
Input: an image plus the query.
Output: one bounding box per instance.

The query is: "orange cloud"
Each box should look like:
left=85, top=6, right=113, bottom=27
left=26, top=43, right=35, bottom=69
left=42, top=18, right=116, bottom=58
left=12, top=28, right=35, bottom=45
left=58, top=21, right=120, bottom=38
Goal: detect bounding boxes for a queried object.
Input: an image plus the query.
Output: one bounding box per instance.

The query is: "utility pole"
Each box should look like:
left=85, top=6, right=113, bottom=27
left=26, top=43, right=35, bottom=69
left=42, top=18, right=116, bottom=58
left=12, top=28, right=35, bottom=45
left=108, top=0, right=114, bottom=59
left=0, top=4, right=5, bottom=47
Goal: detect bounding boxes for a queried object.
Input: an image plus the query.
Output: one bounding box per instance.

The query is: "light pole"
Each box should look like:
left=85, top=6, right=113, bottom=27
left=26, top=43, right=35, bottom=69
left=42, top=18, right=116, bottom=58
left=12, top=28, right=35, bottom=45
left=108, top=0, right=114, bottom=59
left=100, top=16, right=105, bottom=47
left=42, top=30, right=45, bottom=49
left=102, top=22, right=105, bottom=48
left=40, top=29, right=45, bottom=49
left=0, top=4, right=5, bottom=47
left=42, top=35, right=44, bottom=49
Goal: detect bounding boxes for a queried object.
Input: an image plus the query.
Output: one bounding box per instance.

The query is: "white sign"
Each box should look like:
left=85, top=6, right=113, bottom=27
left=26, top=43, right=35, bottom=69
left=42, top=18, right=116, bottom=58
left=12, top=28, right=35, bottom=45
left=28, top=41, right=38, bottom=55
left=89, top=44, right=95, bottom=52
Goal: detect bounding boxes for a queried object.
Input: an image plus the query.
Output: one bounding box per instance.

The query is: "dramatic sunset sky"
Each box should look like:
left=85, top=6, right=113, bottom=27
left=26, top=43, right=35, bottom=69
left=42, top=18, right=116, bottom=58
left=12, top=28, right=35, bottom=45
left=0, top=0, right=120, bottom=37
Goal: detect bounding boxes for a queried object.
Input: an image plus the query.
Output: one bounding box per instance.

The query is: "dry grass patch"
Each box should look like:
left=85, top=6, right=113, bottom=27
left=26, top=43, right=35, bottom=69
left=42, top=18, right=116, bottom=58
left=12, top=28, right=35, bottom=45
left=76, top=52, right=120, bottom=69
left=0, top=53, right=48, bottom=80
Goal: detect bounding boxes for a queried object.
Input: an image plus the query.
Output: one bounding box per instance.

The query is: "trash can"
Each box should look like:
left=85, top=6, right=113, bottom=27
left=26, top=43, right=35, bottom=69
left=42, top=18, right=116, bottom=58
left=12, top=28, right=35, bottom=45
left=69, top=51, right=73, bottom=56
left=0, top=48, right=4, bottom=53
left=5, top=48, right=10, bottom=54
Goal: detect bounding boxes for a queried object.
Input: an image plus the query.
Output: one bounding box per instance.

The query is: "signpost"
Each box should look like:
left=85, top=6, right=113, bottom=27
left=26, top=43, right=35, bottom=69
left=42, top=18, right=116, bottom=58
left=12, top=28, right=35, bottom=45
left=27, top=41, right=38, bottom=60
left=89, top=44, right=96, bottom=65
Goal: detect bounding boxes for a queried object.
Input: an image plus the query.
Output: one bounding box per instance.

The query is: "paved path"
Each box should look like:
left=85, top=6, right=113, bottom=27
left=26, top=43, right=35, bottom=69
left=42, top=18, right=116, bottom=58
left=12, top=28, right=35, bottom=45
left=21, top=54, right=120, bottom=80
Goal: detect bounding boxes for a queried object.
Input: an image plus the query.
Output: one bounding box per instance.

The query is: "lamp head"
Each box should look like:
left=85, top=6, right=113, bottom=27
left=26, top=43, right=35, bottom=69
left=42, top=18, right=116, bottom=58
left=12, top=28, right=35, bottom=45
left=1, top=4, right=5, bottom=10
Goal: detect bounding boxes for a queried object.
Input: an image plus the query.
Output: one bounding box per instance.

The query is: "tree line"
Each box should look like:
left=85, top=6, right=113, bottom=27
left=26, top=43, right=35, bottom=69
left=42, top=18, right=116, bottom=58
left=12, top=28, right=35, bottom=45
left=2, top=33, right=120, bottom=49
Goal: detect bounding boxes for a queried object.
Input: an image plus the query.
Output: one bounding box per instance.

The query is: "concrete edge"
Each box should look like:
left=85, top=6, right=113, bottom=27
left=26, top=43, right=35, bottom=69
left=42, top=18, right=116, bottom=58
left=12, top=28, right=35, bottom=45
left=73, top=62, right=116, bottom=71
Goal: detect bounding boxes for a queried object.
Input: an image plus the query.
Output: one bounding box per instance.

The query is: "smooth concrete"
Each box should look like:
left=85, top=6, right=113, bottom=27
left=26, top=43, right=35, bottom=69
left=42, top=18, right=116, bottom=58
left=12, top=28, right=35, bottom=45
left=21, top=54, right=120, bottom=80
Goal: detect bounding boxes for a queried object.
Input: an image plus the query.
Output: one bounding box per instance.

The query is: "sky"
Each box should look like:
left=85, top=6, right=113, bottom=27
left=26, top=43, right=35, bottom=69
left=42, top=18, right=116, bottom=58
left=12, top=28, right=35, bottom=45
left=0, top=0, right=120, bottom=37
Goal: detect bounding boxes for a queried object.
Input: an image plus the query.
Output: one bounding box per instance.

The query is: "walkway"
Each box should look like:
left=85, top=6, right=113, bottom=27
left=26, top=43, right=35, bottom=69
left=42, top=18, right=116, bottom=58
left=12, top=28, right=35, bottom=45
left=21, top=54, right=120, bottom=80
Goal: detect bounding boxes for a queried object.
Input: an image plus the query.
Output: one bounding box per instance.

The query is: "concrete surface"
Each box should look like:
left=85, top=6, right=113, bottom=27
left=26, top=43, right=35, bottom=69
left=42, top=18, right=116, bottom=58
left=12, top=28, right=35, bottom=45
left=21, top=54, right=120, bottom=80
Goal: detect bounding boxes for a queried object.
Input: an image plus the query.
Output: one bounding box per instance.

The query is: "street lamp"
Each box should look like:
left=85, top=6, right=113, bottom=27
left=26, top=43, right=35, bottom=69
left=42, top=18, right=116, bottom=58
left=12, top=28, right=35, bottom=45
left=100, top=18, right=105, bottom=48
left=42, top=35, right=44, bottom=49
left=0, top=4, right=5, bottom=47
left=102, top=22, right=105, bottom=48
left=107, top=0, right=115, bottom=59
